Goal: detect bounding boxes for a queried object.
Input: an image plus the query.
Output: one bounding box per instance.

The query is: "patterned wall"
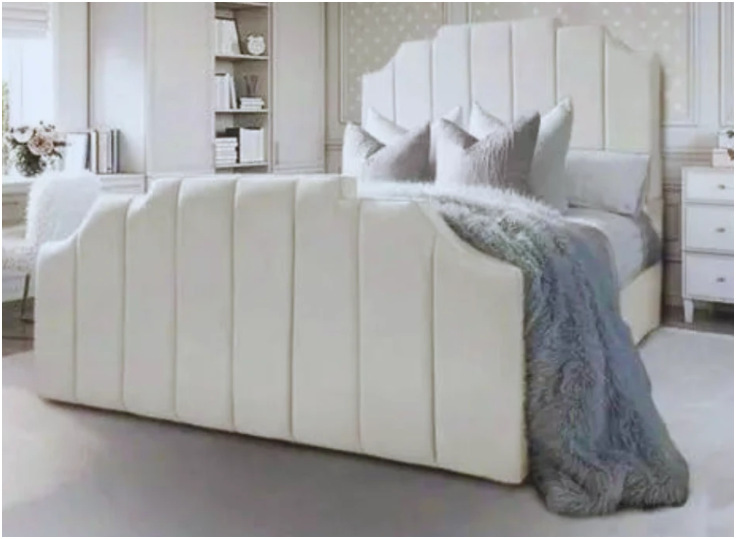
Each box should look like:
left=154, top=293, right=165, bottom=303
left=340, top=2, right=692, bottom=124
left=340, top=2, right=445, bottom=122
left=470, top=3, right=692, bottom=124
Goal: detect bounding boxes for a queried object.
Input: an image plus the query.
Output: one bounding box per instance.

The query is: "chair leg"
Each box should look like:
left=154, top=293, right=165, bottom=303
left=20, top=274, right=33, bottom=323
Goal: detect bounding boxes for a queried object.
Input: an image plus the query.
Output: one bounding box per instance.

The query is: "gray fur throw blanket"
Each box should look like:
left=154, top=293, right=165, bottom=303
left=358, top=181, right=688, bottom=516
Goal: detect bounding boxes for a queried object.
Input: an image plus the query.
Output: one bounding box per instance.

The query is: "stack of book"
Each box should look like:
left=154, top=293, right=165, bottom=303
left=89, top=129, right=121, bottom=174
left=214, top=73, right=237, bottom=110
left=240, top=97, right=265, bottom=111
left=215, top=137, right=238, bottom=167
left=225, top=127, right=265, bottom=163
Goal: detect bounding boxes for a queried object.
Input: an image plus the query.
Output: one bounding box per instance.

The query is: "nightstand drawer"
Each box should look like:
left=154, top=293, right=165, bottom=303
left=684, top=170, right=734, bottom=203
left=684, top=254, right=734, bottom=302
left=685, top=206, right=734, bottom=253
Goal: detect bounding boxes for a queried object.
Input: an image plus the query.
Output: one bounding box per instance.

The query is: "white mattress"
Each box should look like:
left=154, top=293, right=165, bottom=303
left=564, top=208, right=660, bottom=288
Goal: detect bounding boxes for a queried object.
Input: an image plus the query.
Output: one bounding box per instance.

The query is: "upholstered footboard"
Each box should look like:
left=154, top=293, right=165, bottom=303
left=35, top=175, right=527, bottom=484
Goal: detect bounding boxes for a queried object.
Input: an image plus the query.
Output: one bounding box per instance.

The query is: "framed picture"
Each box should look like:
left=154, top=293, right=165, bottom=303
left=63, top=132, right=90, bottom=173
left=215, top=18, right=241, bottom=56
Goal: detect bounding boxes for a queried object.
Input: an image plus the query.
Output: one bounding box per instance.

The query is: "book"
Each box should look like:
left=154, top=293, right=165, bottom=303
left=87, top=129, right=121, bottom=174
left=215, top=19, right=240, bottom=56
left=226, top=127, right=265, bottom=163
left=213, top=74, right=240, bottom=110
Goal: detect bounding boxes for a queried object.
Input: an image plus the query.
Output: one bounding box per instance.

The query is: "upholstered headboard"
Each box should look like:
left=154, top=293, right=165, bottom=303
left=361, top=18, right=661, bottom=213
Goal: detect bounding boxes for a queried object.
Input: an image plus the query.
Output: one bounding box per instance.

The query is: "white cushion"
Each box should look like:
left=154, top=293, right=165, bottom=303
left=342, top=122, right=431, bottom=182
left=365, top=106, right=463, bottom=179
left=365, top=106, right=463, bottom=144
left=565, top=150, right=650, bottom=217
left=469, top=99, right=574, bottom=211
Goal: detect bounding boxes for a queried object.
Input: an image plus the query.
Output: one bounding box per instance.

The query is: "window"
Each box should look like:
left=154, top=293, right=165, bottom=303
left=2, top=81, right=8, bottom=175
left=2, top=36, right=54, bottom=176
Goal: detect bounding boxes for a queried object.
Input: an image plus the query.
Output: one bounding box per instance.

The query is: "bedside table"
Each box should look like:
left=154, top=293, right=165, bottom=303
left=681, top=167, right=734, bottom=323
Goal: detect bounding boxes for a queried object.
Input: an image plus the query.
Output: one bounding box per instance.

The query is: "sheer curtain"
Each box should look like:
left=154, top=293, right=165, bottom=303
left=2, top=3, right=54, bottom=128
left=2, top=3, right=50, bottom=39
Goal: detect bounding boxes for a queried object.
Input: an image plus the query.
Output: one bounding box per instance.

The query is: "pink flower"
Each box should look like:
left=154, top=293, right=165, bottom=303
left=27, top=132, right=55, bottom=156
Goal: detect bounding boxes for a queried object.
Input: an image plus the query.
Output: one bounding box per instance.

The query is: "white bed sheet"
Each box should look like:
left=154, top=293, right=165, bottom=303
left=564, top=207, right=659, bottom=288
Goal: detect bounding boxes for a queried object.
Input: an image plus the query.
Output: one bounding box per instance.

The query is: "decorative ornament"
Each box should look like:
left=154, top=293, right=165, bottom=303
left=245, top=34, right=266, bottom=56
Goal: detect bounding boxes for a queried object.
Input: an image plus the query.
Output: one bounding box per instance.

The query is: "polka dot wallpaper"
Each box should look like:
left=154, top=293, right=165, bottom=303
left=471, top=3, right=692, bottom=123
left=341, top=2, right=446, bottom=122
left=340, top=2, right=693, bottom=124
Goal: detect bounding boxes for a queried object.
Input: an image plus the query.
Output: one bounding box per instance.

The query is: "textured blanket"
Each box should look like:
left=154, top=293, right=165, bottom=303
left=358, top=181, right=689, bottom=516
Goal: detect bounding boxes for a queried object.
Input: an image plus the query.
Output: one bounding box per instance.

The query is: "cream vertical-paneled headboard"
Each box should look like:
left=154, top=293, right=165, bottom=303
left=361, top=18, right=661, bottom=220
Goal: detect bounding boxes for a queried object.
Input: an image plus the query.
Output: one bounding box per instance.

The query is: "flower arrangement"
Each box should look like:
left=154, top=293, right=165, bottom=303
left=4, top=123, right=65, bottom=177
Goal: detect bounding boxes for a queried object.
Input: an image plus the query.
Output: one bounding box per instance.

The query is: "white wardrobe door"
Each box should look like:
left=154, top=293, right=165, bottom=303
left=272, top=3, right=325, bottom=173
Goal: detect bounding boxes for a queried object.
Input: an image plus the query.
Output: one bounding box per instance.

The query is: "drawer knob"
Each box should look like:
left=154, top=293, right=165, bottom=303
left=716, top=227, right=726, bottom=233
left=718, top=184, right=726, bottom=190
left=716, top=277, right=726, bottom=283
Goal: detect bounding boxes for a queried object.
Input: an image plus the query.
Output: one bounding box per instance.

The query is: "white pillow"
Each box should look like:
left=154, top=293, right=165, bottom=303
left=364, top=106, right=462, bottom=143
left=342, top=122, right=431, bottom=182
left=469, top=99, right=573, bottom=212
left=565, top=150, right=650, bottom=217
left=364, top=106, right=463, bottom=179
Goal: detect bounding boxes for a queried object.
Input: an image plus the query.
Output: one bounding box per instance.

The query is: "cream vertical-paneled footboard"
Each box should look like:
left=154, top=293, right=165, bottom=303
left=34, top=175, right=528, bottom=484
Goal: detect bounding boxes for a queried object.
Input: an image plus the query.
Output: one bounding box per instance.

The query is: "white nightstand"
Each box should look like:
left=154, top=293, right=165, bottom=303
left=681, top=167, right=734, bottom=323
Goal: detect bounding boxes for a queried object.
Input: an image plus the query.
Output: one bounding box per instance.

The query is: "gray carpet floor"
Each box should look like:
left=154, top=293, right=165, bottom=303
left=3, top=328, right=733, bottom=536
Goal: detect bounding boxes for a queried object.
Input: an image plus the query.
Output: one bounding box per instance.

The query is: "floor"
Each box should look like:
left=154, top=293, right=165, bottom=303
left=4, top=299, right=732, bottom=357
left=2, top=299, right=34, bottom=356
left=2, top=327, right=733, bottom=535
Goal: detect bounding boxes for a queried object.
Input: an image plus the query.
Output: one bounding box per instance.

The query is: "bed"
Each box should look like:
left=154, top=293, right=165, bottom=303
left=358, top=18, right=662, bottom=346
left=34, top=19, right=665, bottom=495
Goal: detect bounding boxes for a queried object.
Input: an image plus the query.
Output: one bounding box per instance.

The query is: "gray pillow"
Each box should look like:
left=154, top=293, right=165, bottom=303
left=469, top=100, right=573, bottom=211
left=434, top=114, right=540, bottom=193
left=566, top=150, right=651, bottom=217
left=342, top=122, right=430, bottom=182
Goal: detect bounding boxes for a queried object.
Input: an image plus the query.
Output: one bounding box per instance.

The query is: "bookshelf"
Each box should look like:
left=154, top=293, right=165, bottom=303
left=214, top=1, right=270, bottom=172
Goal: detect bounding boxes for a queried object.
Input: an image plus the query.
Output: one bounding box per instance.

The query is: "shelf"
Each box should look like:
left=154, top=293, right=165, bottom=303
left=215, top=109, right=269, bottom=114
left=216, top=54, right=268, bottom=61
left=216, top=2, right=268, bottom=10
left=215, top=161, right=269, bottom=170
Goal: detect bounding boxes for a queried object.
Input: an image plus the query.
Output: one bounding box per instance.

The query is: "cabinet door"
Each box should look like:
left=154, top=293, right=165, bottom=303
left=272, top=3, right=325, bottom=173
left=146, top=2, right=214, bottom=174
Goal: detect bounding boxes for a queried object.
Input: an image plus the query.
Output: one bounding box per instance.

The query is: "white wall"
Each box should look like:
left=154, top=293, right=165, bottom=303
left=52, top=2, right=88, bottom=132
left=325, top=2, right=734, bottom=306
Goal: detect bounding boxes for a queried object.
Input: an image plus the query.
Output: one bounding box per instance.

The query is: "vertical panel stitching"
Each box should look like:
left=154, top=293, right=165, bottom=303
left=230, top=179, right=237, bottom=431
left=73, top=234, right=79, bottom=401
left=467, top=25, right=472, bottom=116
left=430, top=237, right=438, bottom=465
left=391, top=60, right=397, bottom=122
left=356, top=200, right=364, bottom=453
left=173, top=180, right=182, bottom=422
left=289, top=180, right=297, bottom=440
left=509, top=23, right=515, bottom=120
left=553, top=26, right=558, bottom=104
left=120, top=200, right=129, bottom=412
left=428, top=40, right=434, bottom=121
left=602, top=33, right=608, bottom=150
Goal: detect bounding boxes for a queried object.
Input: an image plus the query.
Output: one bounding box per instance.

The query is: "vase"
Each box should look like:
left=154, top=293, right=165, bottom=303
left=12, top=150, right=46, bottom=177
